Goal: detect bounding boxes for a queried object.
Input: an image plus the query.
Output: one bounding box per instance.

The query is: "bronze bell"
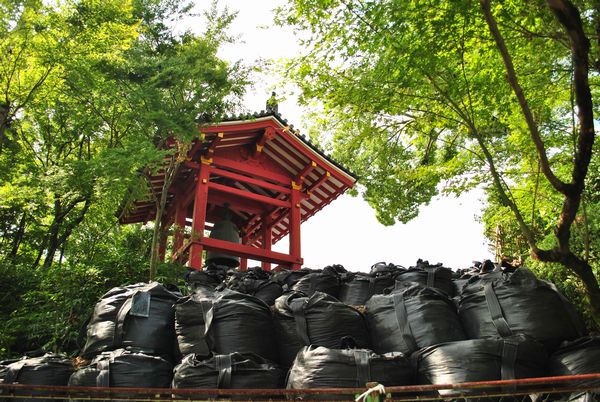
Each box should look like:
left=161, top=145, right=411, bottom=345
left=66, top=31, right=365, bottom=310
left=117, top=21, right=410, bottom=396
left=206, top=204, right=240, bottom=268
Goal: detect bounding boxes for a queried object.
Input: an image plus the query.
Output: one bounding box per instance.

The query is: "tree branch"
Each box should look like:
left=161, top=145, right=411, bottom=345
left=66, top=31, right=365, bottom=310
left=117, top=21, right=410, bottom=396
left=480, top=0, right=572, bottom=195
left=546, top=0, right=595, bottom=253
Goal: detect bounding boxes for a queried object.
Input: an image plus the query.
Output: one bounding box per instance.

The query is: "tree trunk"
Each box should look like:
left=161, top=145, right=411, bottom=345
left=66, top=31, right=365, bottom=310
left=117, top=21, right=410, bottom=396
left=563, top=254, right=600, bottom=326
left=534, top=248, right=600, bottom=326
left=148, top=203, right=165, bottom=281
left=0, top=102, right=9, bottom=156
left=41, top=196, right=90, bottom=270
left=9, top=211, right=27, bottom=260
left=41, top=198, right=64, bottom=270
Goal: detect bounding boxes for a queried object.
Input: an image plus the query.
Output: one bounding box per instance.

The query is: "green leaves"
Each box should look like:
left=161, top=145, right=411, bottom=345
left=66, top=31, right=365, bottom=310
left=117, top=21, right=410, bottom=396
left=281, top=0, right=599, bottom=323
left=0, top=0, right=249, bottom=356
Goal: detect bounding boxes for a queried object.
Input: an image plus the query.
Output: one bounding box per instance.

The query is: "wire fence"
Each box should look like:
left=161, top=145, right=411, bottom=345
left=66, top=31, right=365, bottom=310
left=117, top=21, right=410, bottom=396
left=1, top=373, right=599, bottom=401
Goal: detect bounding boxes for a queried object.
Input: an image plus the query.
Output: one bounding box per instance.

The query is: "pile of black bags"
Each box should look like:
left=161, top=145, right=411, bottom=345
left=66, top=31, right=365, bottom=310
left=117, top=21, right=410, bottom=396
left=72, top=282, right=182, bottom=387
left=366, top=284, right=466, bottom=355
left=173, top=352, right=285, bottom=390
left=272, top=291, right=370, bottom=367
left=69, top=348, right=173, bottom=388
left=174, top=289, right=277, bottom=361
left=2, top=259, right=597, bottom=401
left=287, top=346, right=412, bottom=399
left=0, top=353, right=74, bottom=402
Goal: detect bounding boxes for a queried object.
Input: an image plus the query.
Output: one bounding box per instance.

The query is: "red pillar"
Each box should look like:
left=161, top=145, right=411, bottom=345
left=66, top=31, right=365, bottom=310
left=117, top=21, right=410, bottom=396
left=240, top=234, right=249, bottom=271
left=290, top=188, right=302, bottom=270
left=261, top=214, right=272, bottom=271
left=189, top=164, right=210, bottom=270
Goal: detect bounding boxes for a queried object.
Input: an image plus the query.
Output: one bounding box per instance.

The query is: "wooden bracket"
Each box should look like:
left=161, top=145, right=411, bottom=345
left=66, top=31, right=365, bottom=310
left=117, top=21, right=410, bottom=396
left=205, top=132, right=224, bottom=159
left=254, top=127, right=276, bottom=156
left=307, top=171, right=331, bottom=193
left=296, top=160, right=317, bottom=184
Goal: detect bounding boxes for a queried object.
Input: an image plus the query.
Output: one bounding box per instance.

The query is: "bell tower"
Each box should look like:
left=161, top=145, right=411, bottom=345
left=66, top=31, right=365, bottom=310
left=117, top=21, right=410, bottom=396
left=118, top=112, right=356, bottom=271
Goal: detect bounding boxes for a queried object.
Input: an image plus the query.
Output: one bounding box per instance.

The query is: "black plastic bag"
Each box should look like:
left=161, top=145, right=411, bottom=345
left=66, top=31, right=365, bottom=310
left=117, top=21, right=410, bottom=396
left=69, top=349, right=172, bottom=389
left=287, top=346, right=413, bottom=399
left=369, top=262, right=405, bottom=277
left=175, top=289, right=278, bottom=362
left=271, top=268, right=313, bottom=287
left=413, top=335, right=547, bottom=399
left=291, top=271, right=340, bottom=298
left=459, top=268, right=585, bottom=350
left=366, top=284, right=466, bottom=355
left=224, top=272, right=283, bottom=306
left=547, top=337, right=600, bottom=402
left=339, top=273, right=395, bottom=305
left=272, top=291, right=370, bottom=367
left=81, top=282, right=181, bottom=360
left=452, top=266, right=481, bottom=295
left=173, top=352, right=285, bottom=390
left=187, top=269, right=225, bottom=293
left=395, top=260, right=455, bottom=297
left=0, top=354, right=73, bottom=402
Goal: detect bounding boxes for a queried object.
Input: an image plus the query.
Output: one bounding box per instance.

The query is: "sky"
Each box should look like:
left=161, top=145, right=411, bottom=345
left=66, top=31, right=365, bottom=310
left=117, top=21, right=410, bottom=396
left=179, top=1, right=494, bottom=271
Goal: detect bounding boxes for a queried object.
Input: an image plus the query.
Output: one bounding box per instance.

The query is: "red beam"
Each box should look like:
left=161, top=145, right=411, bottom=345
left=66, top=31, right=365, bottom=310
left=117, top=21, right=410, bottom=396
left=306, top=171, right=331, bottom=195
left=296, top=160, right=317, bottom=183
left=209, top=166, right=291, bottom=194
left=208, top=182, right=290, bottom=208
left=205, top=132, right=223, bottom=159
left=213, top=156, right=290, bottom=185
left=254, top=126, right=276, bottom=156
left=208, top=193, right=267, bottom=216
left=198, top=237, right=303, bottom=265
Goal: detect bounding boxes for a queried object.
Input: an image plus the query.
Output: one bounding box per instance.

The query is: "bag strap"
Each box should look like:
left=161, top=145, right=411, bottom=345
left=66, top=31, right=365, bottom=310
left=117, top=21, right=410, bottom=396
left=215, top=354, right=233, bottom=389
left=290, top=299, right=311, bottom=345
left=500, top=338, right=519, bottom=393
left=368, top=277, right=376, bottom=296
left=353, top=350, right=371, bottom=387
left=484, top=283, right=513, bottom=337
left=309, top=274, right=318, bottom=294
left=200, top=300, right=215, bottom=349
left=426, top=267, right=436, bottom=288
left=96, top=359, right=111, bottom=387
left=114, top=298, right=133, bottom=347
left=392, top=293, right=417, bottom=352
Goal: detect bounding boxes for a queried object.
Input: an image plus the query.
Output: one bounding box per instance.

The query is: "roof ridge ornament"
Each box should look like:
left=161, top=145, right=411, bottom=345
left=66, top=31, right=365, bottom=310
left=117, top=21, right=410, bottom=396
left=266, top=91, right=279, bottom=114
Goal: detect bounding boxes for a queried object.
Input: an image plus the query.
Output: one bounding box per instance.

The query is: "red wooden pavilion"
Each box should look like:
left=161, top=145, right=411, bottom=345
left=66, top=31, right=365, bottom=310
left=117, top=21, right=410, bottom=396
left=118, top=112, right=357, bottom=271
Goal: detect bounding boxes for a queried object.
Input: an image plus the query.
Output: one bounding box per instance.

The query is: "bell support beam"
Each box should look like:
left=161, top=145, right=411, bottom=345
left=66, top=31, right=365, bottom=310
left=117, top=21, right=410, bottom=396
left=240, top=233, right=249, bottom=271
left=196, top=237, right=303, bottom=266
left=209, top=166, right=291, bottom=194
left=212, top=156, right=290, bottom=185
left=207, top=182, right=290, bottom=208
